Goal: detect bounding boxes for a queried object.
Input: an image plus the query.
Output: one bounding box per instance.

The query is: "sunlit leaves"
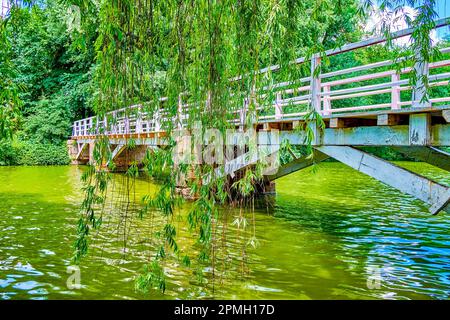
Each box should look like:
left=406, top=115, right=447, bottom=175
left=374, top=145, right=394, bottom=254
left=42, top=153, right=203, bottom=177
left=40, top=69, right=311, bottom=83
left=0, top=16, right=22, bottom=140
left=135, top=260, right=167, bottom=293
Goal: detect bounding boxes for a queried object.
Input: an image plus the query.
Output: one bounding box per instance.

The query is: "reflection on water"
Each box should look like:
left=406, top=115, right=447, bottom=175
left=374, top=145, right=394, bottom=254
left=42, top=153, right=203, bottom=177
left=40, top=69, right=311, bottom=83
left=0, top=163, right=449, bottom=300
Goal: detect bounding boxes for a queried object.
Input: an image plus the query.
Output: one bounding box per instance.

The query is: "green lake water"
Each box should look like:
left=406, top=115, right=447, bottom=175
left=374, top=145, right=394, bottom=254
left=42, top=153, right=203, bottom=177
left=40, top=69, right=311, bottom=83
left=0, top=162, right=449, bottom=300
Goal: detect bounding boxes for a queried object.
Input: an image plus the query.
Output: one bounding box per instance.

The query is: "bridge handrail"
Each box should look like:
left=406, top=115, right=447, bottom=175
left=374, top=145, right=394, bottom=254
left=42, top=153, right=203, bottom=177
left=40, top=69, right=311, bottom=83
left=231, top=17, right=450, bottom=81
left=72, top=19, right=450, bottom=137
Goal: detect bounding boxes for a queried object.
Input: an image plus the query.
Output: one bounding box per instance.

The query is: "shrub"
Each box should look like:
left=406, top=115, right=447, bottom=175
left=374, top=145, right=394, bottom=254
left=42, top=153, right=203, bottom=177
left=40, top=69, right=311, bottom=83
left=0, top=139, right=18, bottom=165
left=14, top=140, right=70, bottom=166
left=0, top=139, right=69, bottom=166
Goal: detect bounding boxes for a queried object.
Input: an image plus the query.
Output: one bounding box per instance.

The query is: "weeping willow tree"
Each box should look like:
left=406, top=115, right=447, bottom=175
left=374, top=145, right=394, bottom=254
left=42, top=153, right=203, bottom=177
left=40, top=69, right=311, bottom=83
left=58, top=0, right=441, bottom=295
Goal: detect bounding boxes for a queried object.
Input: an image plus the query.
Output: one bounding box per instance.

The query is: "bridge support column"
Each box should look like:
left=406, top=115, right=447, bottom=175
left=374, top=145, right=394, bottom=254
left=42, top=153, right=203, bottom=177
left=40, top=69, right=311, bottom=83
left=260, top=179, right=276, bottom=194
left=67, top=140, right=89, bottom=165
left=175, top=165, right=203, bottom=199
left=67, top=140, right=78, bottom=164
left=88, top=142, right=95, bottom=165
left=109, top=144, right=148, bottom=171
left=443, top=109, right=450, bottom=122
left=315, top=146, right=450, bottom=214
left=409, top=113, right=431, bottom=145
left=108, top=144, right=126, bottom=167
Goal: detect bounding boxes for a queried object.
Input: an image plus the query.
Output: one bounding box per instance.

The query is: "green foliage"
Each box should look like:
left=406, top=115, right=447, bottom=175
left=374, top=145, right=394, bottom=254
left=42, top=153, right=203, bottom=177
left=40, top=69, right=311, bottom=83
left=0, top=0, right=96, bottom=162
left=361, top=147, right=416, bottom=161
left=73, top=164, right=109, bottom=263
left=0, top=13, right=22, bottom=140
left=135, top=261, right=167, bottom=293
left=8, top=1, right=96, bottom=119
left=0, top=138, right=69, bottom=166
left=23, top=98, right=71, bottom=144
left=16, top=140, right=69, bottom=165
left=0, top=139, right=17, bottom=165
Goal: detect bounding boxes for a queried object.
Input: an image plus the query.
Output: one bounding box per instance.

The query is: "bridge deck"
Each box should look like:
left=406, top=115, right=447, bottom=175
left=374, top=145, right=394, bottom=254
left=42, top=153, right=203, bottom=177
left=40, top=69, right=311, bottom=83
left=72, top=105, right=450, bottom=147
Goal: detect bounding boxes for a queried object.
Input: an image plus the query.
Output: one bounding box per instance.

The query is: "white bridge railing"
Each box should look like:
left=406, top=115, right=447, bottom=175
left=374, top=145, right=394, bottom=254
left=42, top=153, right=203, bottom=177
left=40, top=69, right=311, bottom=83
left=72, top=19, right=450, bottom=138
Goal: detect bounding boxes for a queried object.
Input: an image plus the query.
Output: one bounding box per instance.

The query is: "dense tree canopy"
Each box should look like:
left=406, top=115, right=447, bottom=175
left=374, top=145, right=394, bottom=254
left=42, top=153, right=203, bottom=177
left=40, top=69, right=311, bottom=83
left=0, top=0, right=96, bottom=164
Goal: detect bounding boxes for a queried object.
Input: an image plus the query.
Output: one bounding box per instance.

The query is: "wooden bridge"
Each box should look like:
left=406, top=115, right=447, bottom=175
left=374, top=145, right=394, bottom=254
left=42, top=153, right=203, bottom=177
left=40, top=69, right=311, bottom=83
left=68, top=20, right=450, bottom=214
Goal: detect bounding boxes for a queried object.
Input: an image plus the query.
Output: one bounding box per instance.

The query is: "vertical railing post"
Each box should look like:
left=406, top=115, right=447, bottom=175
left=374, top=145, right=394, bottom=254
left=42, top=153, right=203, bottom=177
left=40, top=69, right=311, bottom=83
left=412, top=45, right=430, bottom=108
left=125, top=116, right=130, bottom=134
left=239, top=97, right=248, bottom=131
left=95, top=116, right=99, bottom=135
left=410, top=39, right=432, bottom=146
left=135, top=107, right=142, bottom=134
left=391, top=73, right=401, bottom=110
left=322, top=85, right=331, bottom=115
left=112, top=111, right=117, bottom=134
left=154, top=107, right=161, bottom=132
left=83, top=119, right=88, bottom=136
left=275, top=92, right=283, bottom=120
left=310, top=53, right=322, bottom=113
left=103, top=115, right=108, bottom=134
left=178, top=94, right=183, bottom=129
left=135, top=117, right=141, bottom=134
